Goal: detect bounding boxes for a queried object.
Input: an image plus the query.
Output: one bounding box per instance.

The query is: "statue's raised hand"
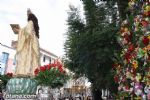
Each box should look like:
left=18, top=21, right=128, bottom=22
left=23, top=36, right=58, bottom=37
left=13, top=28, right=20, bottom=34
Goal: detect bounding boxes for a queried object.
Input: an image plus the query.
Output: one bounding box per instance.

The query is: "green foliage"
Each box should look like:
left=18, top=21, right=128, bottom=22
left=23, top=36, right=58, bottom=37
left=64, top=0, right=122, bottom=95
left=116, top=0, right=128, bottom=21
left=64, top=5, right=85, bottom=76
left=0, top=73, right=12, bottom=90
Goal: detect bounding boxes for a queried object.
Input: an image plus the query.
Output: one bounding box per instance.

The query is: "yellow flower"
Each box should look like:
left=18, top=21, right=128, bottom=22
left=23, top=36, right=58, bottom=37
left=134, top=96, right=141, bottom=100
left=132, top=60, right=138, bottom=69
left=136, top=73, right=141, bottom=82
left=148, top=36, right=150, bottom=40
left=124, top=27, right=129, bottom=32
left=142, top=47, right=147, bottom=53
left=145, top=5, right=150, bottom=12
left=146, top=45, right=150, bottom=51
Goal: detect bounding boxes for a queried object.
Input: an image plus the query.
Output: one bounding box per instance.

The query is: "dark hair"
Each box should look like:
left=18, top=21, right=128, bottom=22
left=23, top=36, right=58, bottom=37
left=28, top=13, right=39, bottom=38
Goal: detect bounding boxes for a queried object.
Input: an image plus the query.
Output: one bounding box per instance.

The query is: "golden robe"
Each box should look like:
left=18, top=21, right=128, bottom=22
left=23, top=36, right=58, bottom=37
left=15, top=21, right=40, bottom=77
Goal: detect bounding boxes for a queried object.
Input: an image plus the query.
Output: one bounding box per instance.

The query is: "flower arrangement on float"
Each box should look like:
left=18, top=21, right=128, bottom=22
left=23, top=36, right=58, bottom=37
left=34, top=62, right=69, bottom=88
left=113, top=0, right=150, bottom=99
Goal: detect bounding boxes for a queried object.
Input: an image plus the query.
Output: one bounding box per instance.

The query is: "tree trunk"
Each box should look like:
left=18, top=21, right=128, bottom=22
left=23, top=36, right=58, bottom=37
left=92, top=88, right=103, bottom=100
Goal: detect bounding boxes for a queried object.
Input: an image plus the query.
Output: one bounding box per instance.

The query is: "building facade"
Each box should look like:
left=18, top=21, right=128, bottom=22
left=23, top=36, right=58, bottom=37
left=0, top=43, right=16, bottom=75
left=0, top=42, right=58, bottom=75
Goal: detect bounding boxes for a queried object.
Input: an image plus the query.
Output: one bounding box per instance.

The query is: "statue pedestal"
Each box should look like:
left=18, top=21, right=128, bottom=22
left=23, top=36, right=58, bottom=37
left=5, top=78, right=38, bottom=99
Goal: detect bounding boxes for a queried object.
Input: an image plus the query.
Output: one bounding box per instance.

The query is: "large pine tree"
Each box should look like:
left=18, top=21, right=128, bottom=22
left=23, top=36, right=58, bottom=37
left=64, top=0, right=121, bottom=99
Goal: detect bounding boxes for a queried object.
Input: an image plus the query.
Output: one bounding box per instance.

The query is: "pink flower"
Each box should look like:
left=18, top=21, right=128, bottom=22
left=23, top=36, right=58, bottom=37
left=141, top=20, right=149, bottom=27
left=148, top=93, right=150, bottom=99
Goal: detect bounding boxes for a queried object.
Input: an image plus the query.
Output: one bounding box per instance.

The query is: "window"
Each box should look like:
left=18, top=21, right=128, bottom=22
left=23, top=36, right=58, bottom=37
left=49, top=57, right=51, bottom=64
left=0, top=52, right=9, bottom=63
left=0, top=63, right=2, bottom=75
left=0, top=52, right=9, bottom=75
left=13, top=58, right=16, bottom=65
left=43, top=55, right=46, bottom=62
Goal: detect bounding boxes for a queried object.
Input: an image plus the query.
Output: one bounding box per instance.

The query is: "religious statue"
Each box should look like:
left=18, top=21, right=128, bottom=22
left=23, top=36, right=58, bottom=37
left=6, top=9, right=40, bottom=95
left=13, top=9, right=40, bottom=77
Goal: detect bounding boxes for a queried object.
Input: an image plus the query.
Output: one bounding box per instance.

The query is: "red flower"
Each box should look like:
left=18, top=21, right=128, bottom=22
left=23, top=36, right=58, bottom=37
left=128, top=44, right=135, bottom=52
left=125, top=86, right=129, bottom=90
left=112, top=63, right=119, bottom=69
left=124, top=52, right=132, bottom=62
left=58, top=64, right=63, bottom=69
left=34, top=68, right=39, bottom=75
left=46, top=64, right=51, bottom=70
left=132, top=52, right=137, bottom=58
left=51, top=63, right=57, bottom=67
left=142, top=36, right=149, bottom=46
left=124, top=32, right=132, bottom=43
left=40, top=66, right=46, bottom=71
left=58, top=67, right=63, bottom=73
left=141, top=20, right=149, bottom=27
left=6, top=73, right=13, bottom=77
left=114, top=75, right=119, bottom=83
left=34, top=63, right=69, bottom=87
left=144, top=11, right=150, bottom=17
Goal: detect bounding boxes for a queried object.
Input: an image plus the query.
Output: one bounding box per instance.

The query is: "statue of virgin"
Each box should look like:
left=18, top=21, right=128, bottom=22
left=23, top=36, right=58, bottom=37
left=14, top=9, right=40, bottom=77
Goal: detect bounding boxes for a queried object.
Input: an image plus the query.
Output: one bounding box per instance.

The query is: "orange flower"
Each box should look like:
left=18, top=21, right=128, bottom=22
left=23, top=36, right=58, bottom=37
left=132, top=60, right=138, bottom=69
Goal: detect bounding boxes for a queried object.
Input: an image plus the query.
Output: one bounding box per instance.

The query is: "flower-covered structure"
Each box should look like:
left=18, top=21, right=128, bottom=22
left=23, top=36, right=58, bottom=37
left=113, top=0, right=150, bottom=99
left=34, top=62, right=69, bottom=88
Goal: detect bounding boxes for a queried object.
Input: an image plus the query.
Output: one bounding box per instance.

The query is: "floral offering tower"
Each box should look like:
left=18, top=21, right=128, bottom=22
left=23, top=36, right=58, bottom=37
left=113, top=0, right=150, bottom=99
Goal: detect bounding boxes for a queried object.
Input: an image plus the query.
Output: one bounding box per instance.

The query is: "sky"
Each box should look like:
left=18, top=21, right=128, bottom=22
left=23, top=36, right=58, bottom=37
left=0, top=0, right=83, bottom=57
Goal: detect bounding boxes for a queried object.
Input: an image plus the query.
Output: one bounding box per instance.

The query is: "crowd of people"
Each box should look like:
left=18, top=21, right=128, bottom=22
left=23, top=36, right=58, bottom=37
left=58, top=94, right=93, bottom=100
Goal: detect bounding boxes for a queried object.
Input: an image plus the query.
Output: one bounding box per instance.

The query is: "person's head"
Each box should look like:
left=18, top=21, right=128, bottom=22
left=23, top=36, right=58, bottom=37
left=27, top=8, right=39, bottom=38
